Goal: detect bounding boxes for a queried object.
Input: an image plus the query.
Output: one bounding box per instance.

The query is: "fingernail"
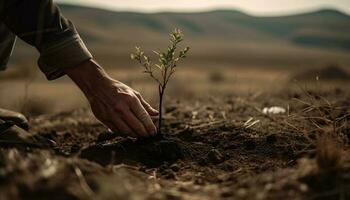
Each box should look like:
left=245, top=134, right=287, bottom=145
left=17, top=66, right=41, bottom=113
left=153, top=109, right=159, bottom=114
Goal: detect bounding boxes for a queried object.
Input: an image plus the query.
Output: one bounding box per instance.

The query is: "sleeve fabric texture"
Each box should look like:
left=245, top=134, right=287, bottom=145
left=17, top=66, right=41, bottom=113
left=0, top=23, right=16, bottom=70
left=0, top=0, right=92, bottom=80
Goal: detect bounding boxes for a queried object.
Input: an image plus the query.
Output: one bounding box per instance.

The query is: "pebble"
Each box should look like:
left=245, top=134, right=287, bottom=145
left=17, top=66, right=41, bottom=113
left=207, top=149, right=224, bottom=164
left=266, top=134, right=277, bottom=144
left=170, top=164, right=181, bottom=172
left=244, top=140, right=256, bottom=150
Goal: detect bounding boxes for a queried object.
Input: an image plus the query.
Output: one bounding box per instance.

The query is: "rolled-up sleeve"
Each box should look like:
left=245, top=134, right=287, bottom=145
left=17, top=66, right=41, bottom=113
left=1, top=0, right=92, bottom=80
left=37, top=32, right=92, bottom=80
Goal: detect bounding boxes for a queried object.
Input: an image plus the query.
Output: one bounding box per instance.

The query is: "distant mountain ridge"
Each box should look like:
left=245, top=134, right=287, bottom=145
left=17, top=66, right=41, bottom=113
left=57, top=4, right=350, bottom=50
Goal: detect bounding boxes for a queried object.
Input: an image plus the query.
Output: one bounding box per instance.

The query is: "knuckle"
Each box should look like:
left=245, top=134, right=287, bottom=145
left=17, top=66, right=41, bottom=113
left=114, top=104, right=125, bottom=113
left=129, top=97, right=139, bottom=106
left=122, top=91, right=133, bottom=98
left=122, top=93, right=137, bottom=104
left=134, top=91, right=141, bottom=97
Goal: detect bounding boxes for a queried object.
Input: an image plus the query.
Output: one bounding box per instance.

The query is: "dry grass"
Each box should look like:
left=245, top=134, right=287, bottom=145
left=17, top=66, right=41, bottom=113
left=0, top=66, right=290, bottom=115
left=316, top=134, right=343, bottom=172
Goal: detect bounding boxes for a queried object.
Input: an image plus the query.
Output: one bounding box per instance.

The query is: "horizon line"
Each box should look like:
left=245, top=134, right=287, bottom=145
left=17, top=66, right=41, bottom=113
left=58, top=2, right=349, bottom=17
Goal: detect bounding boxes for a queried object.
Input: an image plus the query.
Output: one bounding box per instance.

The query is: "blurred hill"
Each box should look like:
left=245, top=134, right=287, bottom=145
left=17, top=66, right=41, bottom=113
left=59, top=5, right=350, bottom=50
left=292, top=64, right=350, bottom=81
left=6, top=4, right=350, bottom=76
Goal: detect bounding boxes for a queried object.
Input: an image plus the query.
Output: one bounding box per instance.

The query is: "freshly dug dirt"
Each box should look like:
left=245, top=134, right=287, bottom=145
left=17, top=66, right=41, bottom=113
left=80, top=135, right=186, bottom=167
left=0, top=89, right=349, bottom=200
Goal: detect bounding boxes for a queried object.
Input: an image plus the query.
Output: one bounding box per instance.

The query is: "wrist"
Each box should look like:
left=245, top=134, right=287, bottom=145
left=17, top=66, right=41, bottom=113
left=64, top=59, right=111, bottom=97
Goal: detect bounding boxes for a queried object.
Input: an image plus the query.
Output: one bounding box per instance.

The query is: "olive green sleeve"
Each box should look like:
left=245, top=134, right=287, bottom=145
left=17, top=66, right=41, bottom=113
left=37, top=32, right=92, bottom=80
left=1, top=0, right=92, bottom=80
left=0, top=23, right=16, bottom=70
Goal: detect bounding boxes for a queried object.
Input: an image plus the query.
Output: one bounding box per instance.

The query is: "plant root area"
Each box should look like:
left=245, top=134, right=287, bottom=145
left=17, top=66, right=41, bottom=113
left=1, top=90, right=350, bottom=200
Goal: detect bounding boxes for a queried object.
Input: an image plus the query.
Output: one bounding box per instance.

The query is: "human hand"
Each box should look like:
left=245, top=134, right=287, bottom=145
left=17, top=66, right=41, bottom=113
left=65, top=60, right=158, bottom=138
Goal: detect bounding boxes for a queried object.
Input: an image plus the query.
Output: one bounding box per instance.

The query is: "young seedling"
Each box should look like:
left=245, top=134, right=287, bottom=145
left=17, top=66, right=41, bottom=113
left=131, top=28, right=190, bottom=134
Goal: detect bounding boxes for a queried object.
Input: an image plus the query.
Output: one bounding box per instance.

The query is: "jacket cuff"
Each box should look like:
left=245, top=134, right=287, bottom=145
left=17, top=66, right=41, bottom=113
left=38, top=34, right=92, bottom=80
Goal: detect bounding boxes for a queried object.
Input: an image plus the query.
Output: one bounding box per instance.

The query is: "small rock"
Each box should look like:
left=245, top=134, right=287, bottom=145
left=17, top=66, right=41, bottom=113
left=178, top=186, right=190, bottom=192
left=237, top=188, right=247, bottom=197
left=97, top=132, right=117, bottom=142
left=162, top=169, right=176, bottom=179
left=219, top=162, right=235, bottom=171
left=194, top=178, right=205, bottom=185
left=70, top=144, right=80, bottom=153
left=45, top=139, right=57, bottom=147
left=170, top=164, right=181, bottom=172
left=266, top=134, right=277, bottom=144
left=207, top=149, right=224, bottom=164
left=221, top=189, right=234, bottom=198
left=165, top=105, right=177, bottom=113
left=63, top=132, right=71, bottom=139
left=41, top=131, right=57, bottom=140
left=165, top=192, right=181, bottom=200
left=178, top=126, right=196, bottom=141
left=299, top=183, right=309, bottom=192
left=219, top=124, right=232, bottom=131
left=262, top=106, right=286, bottom=115
left=244, top=140, right=256, bottom=150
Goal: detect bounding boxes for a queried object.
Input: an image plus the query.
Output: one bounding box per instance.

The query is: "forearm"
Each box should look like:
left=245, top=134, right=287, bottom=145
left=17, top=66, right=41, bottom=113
left=64, top=59, right=110, bottom=98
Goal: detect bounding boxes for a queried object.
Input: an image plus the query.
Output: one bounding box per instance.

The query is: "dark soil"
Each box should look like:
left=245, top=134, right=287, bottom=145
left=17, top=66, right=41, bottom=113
left=80, top=135, right=186, bottom=167
left=0, top=89, right=350, bottom=200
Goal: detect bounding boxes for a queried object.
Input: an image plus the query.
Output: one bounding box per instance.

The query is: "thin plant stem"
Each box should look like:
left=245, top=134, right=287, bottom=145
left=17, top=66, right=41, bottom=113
left=158, top=85, right=163, bottom=134
left=131, top=28, right=189, bottom=134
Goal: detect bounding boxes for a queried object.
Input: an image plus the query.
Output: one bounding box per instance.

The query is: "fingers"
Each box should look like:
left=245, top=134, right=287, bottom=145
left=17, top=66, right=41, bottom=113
left=105, top=101, right=155, bottom=138
left=109, top=116, right=138, bottom=138
left=93, top=87, right=158, bottom=138
left=130, top=98, right=157, bottom=136
left=122, top=110, right=149, bottom=137
left=134, top=91, right=159, bottom=116
left=104, top=121, right=119, bottom=133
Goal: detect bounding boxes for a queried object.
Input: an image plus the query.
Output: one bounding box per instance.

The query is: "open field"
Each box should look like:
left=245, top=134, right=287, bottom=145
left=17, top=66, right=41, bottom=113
left=1, top=65, right=349, bottom=115
left=1, top=4, right=350, bottom=200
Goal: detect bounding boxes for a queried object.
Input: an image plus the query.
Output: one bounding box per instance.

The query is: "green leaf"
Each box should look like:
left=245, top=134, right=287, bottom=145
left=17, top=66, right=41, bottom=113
left=155, top=64, right=162, bottom=70
left=153, top=51, right=160, bottom=56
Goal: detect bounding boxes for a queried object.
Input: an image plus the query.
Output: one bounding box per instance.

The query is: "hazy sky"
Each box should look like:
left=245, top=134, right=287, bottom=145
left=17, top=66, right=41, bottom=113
left=55, top=0, right=350, bottom=16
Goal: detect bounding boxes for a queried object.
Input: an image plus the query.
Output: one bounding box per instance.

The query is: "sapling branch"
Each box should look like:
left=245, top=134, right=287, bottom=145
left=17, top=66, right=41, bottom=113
left=131, top=28, right=190, bottom=134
